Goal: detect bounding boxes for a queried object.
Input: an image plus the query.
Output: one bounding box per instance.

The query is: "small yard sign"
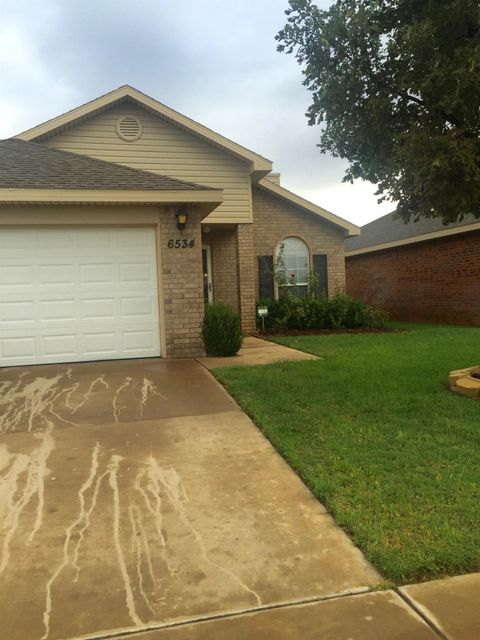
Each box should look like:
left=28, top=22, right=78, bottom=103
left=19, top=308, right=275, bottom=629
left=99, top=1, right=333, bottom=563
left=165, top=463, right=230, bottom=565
left=257, top=306, right=268, bottom=331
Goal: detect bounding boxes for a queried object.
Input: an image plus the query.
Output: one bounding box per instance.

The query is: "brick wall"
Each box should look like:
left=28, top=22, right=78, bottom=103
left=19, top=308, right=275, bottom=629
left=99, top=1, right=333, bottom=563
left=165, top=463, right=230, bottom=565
left=252, top=187, right=346, bottom=297
left=236, top=223, right=256, bottom=335
left=201, top=224, right=257, bottom=335
left=198, top=189, right=349, bottom=338
left=203, top=227, right=239, bottom=311
left=159, top=206, right=205, bottom=358
left=345, top=229, right=480, bottom=325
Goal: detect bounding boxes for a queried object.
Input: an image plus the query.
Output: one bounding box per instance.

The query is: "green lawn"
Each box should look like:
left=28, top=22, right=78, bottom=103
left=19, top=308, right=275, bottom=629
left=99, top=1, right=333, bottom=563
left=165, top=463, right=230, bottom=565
left=214, top=323, right=480, bottom=584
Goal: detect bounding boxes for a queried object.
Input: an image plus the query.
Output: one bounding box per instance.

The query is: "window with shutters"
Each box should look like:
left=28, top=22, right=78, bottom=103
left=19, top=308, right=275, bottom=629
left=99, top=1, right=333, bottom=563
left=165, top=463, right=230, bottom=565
left=276, top=237, right=309, bottom=299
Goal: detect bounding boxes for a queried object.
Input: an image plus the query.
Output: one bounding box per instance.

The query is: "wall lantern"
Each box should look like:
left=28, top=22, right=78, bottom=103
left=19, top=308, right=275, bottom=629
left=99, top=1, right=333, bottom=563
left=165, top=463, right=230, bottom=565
left=175, top=207, right=188, bottom=232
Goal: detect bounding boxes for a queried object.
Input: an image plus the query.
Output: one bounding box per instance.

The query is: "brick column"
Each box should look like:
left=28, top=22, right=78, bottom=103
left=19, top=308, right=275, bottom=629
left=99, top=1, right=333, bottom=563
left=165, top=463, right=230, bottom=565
left=236, top=223, right=256, bottom=335
left=159, top=206, right=205, bottom=358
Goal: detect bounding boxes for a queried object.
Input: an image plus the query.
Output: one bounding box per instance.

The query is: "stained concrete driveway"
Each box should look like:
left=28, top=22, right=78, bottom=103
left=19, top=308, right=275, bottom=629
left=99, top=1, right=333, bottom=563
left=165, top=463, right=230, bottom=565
left=0, top=358, right=382, bottom=640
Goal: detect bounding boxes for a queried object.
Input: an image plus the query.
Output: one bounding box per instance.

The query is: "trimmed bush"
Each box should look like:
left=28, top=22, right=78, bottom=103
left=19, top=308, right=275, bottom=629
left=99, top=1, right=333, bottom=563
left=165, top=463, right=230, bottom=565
left=202, top=303, right=243, bottom=356
left=256, top=292, right=388, bottom=331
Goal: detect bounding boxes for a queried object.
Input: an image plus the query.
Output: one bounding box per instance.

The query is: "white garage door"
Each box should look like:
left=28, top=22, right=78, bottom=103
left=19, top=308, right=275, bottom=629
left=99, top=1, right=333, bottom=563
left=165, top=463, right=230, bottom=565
left=0, top=227, right=161, bottom=366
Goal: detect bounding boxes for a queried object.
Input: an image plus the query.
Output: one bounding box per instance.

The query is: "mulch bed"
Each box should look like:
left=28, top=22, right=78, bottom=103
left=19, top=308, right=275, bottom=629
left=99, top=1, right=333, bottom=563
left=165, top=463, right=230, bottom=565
left=256, top=327, right=402, bottom=337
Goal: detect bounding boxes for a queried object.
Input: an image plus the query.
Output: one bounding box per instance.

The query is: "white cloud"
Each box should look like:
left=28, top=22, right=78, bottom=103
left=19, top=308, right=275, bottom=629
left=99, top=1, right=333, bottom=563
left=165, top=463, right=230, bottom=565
left=295, top=180, right=394, bottom=226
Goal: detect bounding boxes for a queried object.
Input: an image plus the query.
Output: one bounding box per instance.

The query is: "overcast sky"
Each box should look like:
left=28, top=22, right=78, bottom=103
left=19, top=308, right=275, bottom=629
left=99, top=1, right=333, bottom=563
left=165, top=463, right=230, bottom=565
left=0, top=0, right=392, bottom=226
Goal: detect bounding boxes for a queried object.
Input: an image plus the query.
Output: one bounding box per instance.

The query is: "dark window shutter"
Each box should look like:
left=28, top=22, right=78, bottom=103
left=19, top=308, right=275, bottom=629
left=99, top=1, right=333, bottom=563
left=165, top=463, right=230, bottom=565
left=312, top=254, right=328, bottom=297
left=258, top=255, right=274, bottom=300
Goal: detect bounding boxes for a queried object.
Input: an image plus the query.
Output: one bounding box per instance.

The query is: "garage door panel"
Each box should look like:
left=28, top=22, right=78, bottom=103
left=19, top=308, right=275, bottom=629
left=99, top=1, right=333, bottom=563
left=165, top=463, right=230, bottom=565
left=1, top=293, right=158, bottom=325
left=0, top=228, right=35, bottom=251
left=119, top=262, right=155, bottom=285
left=0, top=300, right=36, bottom=324
left=38, top=264, right=76, bottom=287
left=79, top=263, right=115, bottom=286
left=80, top=298, right=116, bottom=321
left=120, top=296, right=154, bottom=319
left=42, top=334, right=78, bottom=357
left=0, top=228, right=157, bottom=258
left=40, top=299, right=77, bottom=322
left=0, top=264, right=35, bottom=290
left=122, top=329, right=157, bottom=352
left=1, top=336, right=37, bottom=359
left=37, top=229, right=76, bottom=249
left=118, top=228, right=156, bottom=249
left=0, top=227, right=161, bottom=366
left=77, top=228, right=116, bottom=249
left=83, top=332, right=119, bottom=355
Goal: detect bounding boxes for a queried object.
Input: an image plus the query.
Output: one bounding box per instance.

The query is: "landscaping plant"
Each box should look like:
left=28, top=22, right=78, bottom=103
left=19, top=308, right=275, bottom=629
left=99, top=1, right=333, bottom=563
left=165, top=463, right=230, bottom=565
left=257, top=291, right=388, bottom=331
left=202, top=303, right=243, bottom=356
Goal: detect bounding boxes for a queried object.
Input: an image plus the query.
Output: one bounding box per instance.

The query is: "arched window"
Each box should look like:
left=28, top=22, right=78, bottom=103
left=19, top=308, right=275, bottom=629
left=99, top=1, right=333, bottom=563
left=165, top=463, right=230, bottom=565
left=276, top=237, right=309, bottom=298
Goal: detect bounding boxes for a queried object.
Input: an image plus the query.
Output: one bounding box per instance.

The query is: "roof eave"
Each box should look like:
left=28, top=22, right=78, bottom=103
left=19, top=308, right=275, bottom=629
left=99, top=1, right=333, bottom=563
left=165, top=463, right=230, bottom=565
left=258, top=179, right=360, bottom=236
left=0, top=187, right=223, bottom=212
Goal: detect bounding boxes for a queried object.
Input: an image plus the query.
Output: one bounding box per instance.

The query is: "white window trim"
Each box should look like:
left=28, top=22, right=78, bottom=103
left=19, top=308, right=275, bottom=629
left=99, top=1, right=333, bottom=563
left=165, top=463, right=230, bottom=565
left=274, top=236, right=310, bottom=299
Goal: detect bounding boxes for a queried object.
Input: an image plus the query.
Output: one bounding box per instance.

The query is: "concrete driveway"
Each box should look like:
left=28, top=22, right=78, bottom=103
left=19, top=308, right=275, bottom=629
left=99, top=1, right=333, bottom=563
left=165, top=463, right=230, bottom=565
left=0, top=358, right=384, bottom=640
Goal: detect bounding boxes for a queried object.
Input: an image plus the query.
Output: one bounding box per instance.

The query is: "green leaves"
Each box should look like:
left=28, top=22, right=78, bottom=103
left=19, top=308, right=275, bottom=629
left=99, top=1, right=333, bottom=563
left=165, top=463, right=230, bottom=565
left=277, top=0, right=480, bottom=223
left=202, top=303, right=243, bottom=357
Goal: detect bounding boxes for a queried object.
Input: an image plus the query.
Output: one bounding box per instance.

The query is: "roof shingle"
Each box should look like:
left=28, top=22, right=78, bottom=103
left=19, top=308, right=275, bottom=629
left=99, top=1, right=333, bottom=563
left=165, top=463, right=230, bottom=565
left=0, top=139, right=211, bottom=191
left=345, top=210, right=480, bottom=252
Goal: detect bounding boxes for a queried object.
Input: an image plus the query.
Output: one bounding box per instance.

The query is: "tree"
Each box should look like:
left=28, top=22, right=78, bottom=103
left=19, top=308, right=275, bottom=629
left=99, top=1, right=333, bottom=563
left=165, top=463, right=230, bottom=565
left=277, top=0, right=480, bottom=224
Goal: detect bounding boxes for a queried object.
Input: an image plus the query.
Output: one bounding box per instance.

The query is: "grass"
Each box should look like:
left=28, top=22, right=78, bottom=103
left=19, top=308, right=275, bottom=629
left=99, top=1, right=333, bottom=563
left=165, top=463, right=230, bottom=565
left=214, top=323, right=480, bottom=584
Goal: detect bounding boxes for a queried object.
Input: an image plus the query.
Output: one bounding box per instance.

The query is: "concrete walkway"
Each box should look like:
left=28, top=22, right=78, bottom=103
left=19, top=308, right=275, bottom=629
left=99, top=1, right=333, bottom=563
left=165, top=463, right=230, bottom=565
left=198, top=336, right=318, bottom=369
left=133, top=573, right=480, bottom=639
left=0, top=358, right=477, bottom=640
left=400, top=573, right=480, bottom=640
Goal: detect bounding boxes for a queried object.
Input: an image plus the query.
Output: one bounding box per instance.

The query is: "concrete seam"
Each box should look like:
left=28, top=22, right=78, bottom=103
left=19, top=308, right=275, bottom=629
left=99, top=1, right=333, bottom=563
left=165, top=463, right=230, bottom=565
left=79, top=587, right=375, bottom=640
left=394, top=588, right=449, bottom=640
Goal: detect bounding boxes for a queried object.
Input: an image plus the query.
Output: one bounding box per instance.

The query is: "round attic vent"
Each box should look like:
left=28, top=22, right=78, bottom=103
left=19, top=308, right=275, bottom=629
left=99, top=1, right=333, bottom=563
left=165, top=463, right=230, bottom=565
left=116, top=115, right=143, bottom=142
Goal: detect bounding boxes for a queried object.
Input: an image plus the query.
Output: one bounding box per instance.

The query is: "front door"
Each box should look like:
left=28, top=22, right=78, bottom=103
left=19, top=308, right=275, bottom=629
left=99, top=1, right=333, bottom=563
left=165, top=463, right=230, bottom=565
left=202, top=245, right=213, bottom=304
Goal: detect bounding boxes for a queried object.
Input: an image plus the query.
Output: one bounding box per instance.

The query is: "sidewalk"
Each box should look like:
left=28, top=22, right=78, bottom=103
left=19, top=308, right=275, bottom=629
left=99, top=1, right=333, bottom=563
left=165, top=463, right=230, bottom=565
left=198, top=336, right=318, bottom=368
left=115, top=573, right=480, bottom=639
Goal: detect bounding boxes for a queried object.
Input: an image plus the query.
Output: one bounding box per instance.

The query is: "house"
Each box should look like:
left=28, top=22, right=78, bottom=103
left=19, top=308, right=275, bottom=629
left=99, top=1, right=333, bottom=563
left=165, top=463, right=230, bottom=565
left=345, top=211, right=480, bottom=325
left=0, top=85, right=359, bottom=366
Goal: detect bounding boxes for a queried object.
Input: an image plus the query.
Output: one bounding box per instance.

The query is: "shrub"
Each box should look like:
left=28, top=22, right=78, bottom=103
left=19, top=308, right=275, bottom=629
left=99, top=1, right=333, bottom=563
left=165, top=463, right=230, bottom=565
left=202, top=303, right=243, bottom=356
left=256, top=292, right=388, bottom=331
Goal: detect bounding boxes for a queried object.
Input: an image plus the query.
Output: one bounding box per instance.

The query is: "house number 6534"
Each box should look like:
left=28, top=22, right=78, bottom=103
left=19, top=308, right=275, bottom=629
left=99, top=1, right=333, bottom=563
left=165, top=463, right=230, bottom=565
left=167, top=239, right=196, bottom=249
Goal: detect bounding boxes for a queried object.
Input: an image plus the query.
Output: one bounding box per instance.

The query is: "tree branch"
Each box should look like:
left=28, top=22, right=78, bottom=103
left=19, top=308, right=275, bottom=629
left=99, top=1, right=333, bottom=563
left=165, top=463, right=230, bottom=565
left=405, top=92, right=466, bottom=130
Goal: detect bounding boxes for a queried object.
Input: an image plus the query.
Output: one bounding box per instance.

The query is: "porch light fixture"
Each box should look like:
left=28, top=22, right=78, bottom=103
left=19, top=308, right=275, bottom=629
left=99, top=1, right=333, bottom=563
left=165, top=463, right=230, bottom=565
left=175, top=207, right=188, bottom=232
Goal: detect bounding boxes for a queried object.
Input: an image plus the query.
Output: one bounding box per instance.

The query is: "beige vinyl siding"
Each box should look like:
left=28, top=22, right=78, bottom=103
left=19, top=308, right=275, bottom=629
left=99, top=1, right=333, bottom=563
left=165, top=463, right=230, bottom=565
left=43, top=103, right=253, bottom=223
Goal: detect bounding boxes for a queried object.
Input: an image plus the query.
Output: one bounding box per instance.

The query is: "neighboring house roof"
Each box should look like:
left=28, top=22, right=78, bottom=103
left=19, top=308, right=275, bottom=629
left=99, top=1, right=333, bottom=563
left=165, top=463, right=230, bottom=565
left=345, top=211, right=480, bottom=255
left=15, top=85, right=273, bottom=179
left=258, top=178, right=360, bottom=237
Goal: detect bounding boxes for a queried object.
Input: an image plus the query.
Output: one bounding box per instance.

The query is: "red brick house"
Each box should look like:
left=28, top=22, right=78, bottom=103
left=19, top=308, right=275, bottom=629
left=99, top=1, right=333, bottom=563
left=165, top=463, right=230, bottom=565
left=0, top=85, right=359, bottom=366
left=345, top=212, right=480, bottom=325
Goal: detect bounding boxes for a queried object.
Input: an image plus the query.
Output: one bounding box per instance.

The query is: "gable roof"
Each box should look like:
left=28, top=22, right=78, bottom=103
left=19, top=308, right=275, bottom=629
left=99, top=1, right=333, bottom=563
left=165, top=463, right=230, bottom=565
left=15, top=85, right=273, bottom=179
left=257, top=178, right=360, bottom=237
left=0, top=139, right=223, bottom=207
left=345, top=210, right=480, bottom=255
